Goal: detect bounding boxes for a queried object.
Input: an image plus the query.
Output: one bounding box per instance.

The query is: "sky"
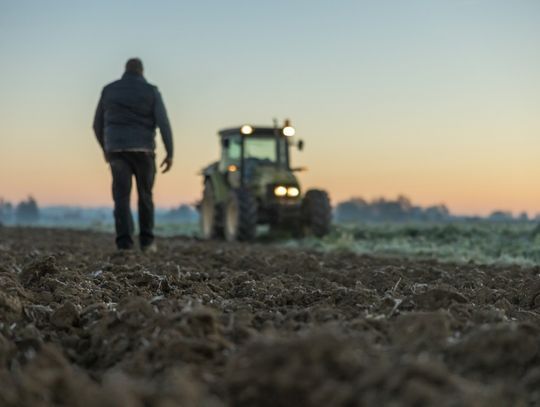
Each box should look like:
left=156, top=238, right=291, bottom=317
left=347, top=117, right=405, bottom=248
left=0, top=0, right=539, bottom=215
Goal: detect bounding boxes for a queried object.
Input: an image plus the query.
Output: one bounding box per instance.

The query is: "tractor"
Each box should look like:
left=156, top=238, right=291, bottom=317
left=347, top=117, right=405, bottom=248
left=199, top=120, right=332, bottom=241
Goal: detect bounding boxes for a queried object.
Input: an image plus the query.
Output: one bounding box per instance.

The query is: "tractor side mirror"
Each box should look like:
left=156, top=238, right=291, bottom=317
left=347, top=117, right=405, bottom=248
left=297, top=140, right=304, bottom=151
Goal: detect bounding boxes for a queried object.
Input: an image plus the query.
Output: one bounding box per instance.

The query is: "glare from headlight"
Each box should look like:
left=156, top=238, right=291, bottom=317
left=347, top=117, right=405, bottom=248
left=240, top=125, right=253, bottom=135
left=287, top=187, right=300, bottom=197
left=282, top=126, right=296, bottom=137
left=274, top=186, right=288, bottom=197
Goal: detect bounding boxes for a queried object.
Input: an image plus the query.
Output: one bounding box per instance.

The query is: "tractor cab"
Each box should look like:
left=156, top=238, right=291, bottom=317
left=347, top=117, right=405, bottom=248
left=200, top=120, right=331, bottom=241
left=218, top=123, right=300, bottom=191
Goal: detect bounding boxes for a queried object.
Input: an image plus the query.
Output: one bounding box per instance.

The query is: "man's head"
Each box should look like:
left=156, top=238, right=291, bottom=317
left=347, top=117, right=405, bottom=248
left=125, top=58, right=143, bottom=75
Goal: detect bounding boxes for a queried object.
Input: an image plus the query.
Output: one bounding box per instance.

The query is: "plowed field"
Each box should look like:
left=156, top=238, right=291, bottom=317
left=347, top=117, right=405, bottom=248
left=1, top=227, right=540, bottom=406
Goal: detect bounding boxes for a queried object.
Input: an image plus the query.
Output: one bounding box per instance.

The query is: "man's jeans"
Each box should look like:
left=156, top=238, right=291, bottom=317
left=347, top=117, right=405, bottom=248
left=109, top=152, right=155, bottom=249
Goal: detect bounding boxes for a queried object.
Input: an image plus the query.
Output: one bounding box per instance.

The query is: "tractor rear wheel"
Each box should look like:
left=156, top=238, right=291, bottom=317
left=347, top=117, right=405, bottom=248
left=200, top=180, right=223, bottom=239
left=224, top=188, right=257, bottom=242
left=302, top=189, right=332, bottom=237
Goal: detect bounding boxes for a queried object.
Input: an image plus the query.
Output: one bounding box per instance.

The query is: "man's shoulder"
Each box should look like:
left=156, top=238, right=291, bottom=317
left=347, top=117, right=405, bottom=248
left=102, top=78, right=159, bottom=97
left=147, top=82, right=159, bottom=91
left=102, top=79, right=122, bottom=92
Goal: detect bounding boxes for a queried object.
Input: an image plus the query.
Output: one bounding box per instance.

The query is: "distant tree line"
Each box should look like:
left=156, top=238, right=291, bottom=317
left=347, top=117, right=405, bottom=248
left=0, top=194, right=534, bottom=227
left=334, top=196, right=535, bottom=223
left=0, top=196, right=40, bottom=225
left=159, top=204, right=198, bottom=222
left=1, top=198, right=200, bottom=227
left=335, top=196, right=451, bottom=223
left=487, top=210, right=530, bottom=222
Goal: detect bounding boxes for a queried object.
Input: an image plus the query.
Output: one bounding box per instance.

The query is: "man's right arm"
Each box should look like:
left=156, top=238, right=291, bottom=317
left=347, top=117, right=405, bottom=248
left=93, top=91, right=105, bottom=150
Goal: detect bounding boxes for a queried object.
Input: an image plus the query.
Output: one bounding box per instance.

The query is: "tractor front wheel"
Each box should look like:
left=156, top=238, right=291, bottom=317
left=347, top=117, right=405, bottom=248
left=302, top=189, right=332, bottom=237
left=224, top=189, right=257, bottom=242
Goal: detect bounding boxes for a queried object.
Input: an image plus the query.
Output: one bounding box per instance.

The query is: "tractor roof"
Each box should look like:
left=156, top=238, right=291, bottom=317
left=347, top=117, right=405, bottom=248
left=218, top=126, right=280, bottom=138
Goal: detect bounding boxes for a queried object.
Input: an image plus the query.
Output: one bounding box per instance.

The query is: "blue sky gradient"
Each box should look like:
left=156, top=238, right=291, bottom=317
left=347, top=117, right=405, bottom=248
left=1, top=0, right=539, bottom=214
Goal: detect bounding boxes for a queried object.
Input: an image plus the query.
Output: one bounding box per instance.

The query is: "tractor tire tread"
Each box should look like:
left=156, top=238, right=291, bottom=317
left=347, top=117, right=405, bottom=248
left=302, top=189, right=332, bottom=237
left=235, top=188, right=258, bottom=241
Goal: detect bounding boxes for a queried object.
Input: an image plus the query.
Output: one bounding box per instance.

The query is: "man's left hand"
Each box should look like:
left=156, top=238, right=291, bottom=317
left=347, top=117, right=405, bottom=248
left=160, top=157, right=173, bottom=173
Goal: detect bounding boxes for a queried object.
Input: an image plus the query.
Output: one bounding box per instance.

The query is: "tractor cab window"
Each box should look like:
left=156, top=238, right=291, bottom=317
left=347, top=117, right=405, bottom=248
left=220, top=136, right=242, bottom=171
left=243, top=137, right=288, bottom=181
left=244, top=138, right=277, bottom=165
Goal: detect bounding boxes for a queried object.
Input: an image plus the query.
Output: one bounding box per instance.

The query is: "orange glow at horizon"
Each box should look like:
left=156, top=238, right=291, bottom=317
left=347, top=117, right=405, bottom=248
left=2, top=120, right=540, bottom=217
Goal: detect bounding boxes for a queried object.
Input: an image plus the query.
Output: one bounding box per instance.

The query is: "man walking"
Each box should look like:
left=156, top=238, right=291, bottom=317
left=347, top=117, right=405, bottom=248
left=93, top=58, right=173, bottom=252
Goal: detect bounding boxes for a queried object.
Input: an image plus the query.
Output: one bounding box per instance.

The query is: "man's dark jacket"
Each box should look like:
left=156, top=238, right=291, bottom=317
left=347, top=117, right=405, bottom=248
left=93, top=72, right=173, bottom=158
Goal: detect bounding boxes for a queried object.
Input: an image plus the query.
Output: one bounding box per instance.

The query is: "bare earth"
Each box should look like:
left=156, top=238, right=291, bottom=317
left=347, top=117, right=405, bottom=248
left=1, top=227, right=540, bottom=406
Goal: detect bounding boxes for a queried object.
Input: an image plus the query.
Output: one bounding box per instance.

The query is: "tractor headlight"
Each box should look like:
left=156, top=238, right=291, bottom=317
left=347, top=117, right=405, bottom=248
left=274, top=186, right=288, bottom=197
left=240, top=125, right=253, bottom=135
left=274, top=185, right=300, bottom=198
left=282, top=126, right=296, bottom=137
left=287, top=187, right=300, bottom=197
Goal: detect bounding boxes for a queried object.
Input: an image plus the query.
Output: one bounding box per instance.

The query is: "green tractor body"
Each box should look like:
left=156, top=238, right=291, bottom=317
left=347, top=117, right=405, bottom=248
left=200, top=123, right=331, bottom=241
